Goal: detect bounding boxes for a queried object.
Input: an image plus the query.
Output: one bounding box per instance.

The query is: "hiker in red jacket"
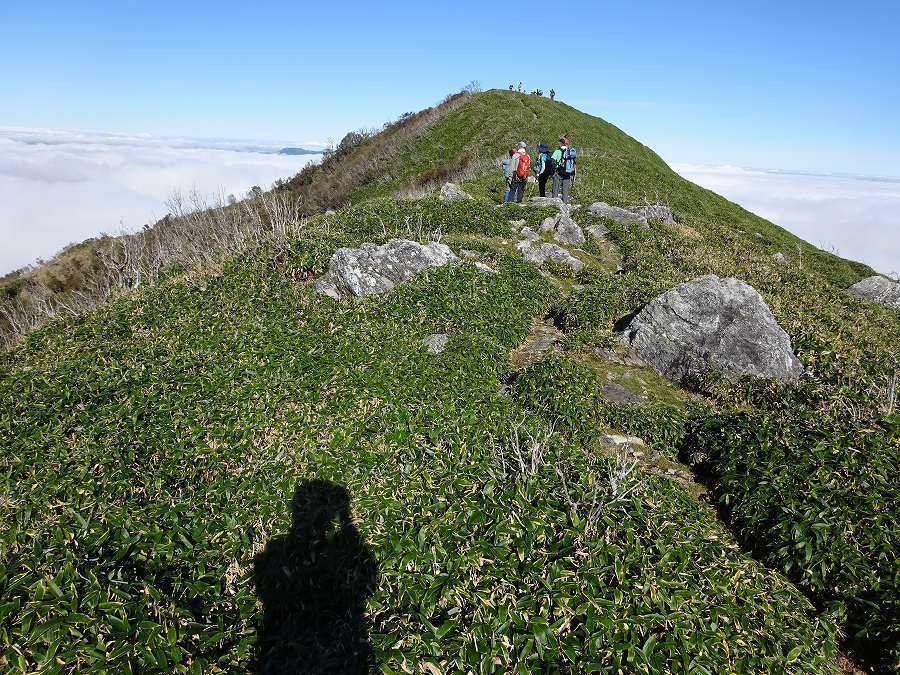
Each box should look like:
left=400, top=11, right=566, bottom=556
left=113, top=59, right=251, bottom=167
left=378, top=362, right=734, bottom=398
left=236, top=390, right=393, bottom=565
left=549, top=89, right=556, bottom=101
left=507, top=142, right=531, bottom=203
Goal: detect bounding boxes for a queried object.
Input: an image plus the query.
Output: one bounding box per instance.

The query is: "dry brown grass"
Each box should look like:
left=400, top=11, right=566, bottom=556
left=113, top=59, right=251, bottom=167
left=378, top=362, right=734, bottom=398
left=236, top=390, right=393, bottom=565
left=280, top=91, right=473, bottom=212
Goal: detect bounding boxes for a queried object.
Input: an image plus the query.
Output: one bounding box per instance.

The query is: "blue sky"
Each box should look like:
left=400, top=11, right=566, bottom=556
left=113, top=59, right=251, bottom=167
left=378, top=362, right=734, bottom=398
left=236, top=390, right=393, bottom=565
left=1, top=2, right=899, bottom=275
left=3, top=1, right=898, bottom=176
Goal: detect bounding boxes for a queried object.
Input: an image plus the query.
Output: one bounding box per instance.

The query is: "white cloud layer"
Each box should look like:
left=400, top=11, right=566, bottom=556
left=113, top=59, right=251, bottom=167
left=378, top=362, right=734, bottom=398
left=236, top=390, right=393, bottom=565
left=3, top=130, right=897, bottom=280
left=673, top=163, right=900, bottom=276
left=0, top=128, right=323, bottom=274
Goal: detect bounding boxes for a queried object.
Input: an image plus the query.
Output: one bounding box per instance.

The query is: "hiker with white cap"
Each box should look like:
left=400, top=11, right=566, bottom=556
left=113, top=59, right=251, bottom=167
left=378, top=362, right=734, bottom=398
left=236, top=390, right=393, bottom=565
left=506, top=141, right=531, bottom=203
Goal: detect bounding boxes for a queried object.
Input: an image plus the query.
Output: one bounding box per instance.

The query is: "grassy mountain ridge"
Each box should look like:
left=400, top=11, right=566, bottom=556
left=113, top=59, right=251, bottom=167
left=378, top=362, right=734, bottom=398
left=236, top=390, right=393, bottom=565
left=1, top=90, right=897, bottom=673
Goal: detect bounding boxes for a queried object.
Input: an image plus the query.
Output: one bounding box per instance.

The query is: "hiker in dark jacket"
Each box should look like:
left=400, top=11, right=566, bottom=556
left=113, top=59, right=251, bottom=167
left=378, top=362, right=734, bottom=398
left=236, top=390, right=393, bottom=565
left=534, top=144, right=553, bottom=197
left=507, top=142, right=530, bottom=203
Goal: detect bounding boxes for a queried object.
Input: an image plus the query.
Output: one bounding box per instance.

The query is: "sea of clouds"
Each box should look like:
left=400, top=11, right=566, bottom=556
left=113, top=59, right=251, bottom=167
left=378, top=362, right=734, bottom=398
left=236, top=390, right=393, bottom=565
left=2, top=129, right=897, bottom=279
left=0, top=127, right=324, bottom=274
left=673, top=163, right=900, bottom=276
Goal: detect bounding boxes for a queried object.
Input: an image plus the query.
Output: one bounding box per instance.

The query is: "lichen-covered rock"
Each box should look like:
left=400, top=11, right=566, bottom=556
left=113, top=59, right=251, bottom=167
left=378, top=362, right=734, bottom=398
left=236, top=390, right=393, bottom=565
left=587, top=222, right=610, bottom=239
left=551, top=214, right=586, bottom=246
left=620, top=274, right=803, bottom=383
left=316, top=239, right=458, bottom=299
left=772, top=252, right=788, bottom=265
left=473, top=261, right=498, bottom=274
left=847, top=275, right=900, bottom=309
left=421, top=333, right=449, bottom=354
left=589, top=202, right=647, bottom=226
left=628, top=203, right=676, bottom=225
left=439, top=182, right=470, bottom=202
left=516, top=241, right=583, bottom=271
left=520, top=226, right=540, bottom=241
left=535, top=214, right=585, bottom=246
left=589, top=202, right=676, bottom=226
left=529, top=196, right=566, bottom=209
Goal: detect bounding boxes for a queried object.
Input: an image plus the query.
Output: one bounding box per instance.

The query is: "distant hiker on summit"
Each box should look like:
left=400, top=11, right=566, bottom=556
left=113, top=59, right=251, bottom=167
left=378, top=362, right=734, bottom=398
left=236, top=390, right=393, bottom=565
left=534, top=143, right=554, bottom=197
left=551, top=136, right=576, bottom=203
left=507, top=142, right=531, bottom=203
left=549, top=89, right=556, bottom=100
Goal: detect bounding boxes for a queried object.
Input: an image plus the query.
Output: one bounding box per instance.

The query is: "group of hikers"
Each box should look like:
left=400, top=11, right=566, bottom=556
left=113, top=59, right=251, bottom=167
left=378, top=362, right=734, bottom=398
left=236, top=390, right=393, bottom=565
left=501, top=135, right=577, bottom=204
left=508, top=83, right=556, bottom=100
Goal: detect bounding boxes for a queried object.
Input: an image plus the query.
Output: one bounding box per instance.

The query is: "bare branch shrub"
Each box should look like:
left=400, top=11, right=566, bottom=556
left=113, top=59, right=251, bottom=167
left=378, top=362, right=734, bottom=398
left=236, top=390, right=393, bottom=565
left=280, top=90, right=474, bottom=213
left=886, top=355, right=898, bottom=415
left=494, top=422, right=553, bottom=478
left=555, top=444, right=643, bottom=547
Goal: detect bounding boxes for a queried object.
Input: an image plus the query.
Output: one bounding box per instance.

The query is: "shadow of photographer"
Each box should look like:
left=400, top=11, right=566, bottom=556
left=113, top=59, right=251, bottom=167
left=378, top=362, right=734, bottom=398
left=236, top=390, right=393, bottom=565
left=254, top=480, right=377, bottom=674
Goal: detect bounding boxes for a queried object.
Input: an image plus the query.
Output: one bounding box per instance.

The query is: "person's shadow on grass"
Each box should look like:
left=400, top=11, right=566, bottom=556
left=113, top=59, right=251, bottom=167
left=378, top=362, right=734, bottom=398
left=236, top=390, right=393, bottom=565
left=254, top=480, right=377, bottom=674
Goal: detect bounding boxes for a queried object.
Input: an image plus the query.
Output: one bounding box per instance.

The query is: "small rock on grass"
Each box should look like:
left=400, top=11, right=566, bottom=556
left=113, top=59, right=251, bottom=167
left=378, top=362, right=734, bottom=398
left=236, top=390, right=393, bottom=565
left=421, top=333, right=449, bottom=354
left=600, top=383, right=646, bottom=405
left=439, top=182, right=471, bottom=202
left=587, top=223, right=610, bottom=239
left=516, top=241, right=583, bottom=271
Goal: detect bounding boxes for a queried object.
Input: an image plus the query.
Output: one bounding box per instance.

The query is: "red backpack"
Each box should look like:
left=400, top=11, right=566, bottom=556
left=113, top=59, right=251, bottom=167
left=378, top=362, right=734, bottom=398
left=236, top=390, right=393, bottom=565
left=515, top=151, right=530, bottom=177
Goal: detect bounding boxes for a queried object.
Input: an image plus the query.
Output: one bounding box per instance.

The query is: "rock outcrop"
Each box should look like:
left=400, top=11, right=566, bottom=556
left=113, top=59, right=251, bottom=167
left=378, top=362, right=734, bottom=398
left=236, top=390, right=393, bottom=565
left=620, top=274, right=803, bottom=383
left=628, top=203, right=676, bottom=225
left=588, top=202, right=676, bottom=226
left=528, top=196, right=566, bottom=209
left=520, top=226, right=540, bottom=242
left=588, top=202, right=647, bottom=226
left=587, top=222, right=610, bottom=239
left=439, top=182, right=470, bottom=202
left=847, top=275, right=900, bottom=309
left=539, top=213, right=585, bottom=246
left=316, top=239, right=458, bottom=299
left=516, top=241, right=583, bottom=271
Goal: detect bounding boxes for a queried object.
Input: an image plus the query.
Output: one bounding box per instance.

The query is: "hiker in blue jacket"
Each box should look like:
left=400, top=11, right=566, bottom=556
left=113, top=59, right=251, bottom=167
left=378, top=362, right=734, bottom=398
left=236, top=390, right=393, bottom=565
left=501, top=148, right=514, bottom=201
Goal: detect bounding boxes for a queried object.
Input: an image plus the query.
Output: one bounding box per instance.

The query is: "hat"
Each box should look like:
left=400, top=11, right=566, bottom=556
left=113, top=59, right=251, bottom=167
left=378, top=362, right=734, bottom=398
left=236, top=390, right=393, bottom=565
left=517, top=141, right=527, bottom=149
left=537, top=143, right=549, bottom=152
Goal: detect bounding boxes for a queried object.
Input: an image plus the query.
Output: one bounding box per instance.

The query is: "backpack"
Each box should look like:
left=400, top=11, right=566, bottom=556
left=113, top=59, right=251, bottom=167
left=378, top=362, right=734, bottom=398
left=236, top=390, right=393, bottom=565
left=515, top=151, right=530, bottom=178
left=558, top=147, right=576, bottom=175
left=537, top=151, right=552, bottom=175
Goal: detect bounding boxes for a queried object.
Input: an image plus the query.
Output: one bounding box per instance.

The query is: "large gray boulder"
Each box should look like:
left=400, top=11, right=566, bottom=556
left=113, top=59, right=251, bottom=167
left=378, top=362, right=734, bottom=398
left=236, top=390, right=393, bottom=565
left=621, top=274, right=803, bottom=383
left=847, top=275, right=900, bottom=309
left=516, top=240, right=583, bottom=271
left=439, top=182, right=470, bottom=202
left=316, top=238, right=458, bottom=299
left=589, top=202, right=647, bottom=226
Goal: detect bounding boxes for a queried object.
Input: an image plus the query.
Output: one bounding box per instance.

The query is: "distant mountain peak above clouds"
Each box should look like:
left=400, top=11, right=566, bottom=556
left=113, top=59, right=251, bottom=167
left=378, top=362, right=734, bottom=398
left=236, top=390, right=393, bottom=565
left=0, top=127, right=327, bottom=156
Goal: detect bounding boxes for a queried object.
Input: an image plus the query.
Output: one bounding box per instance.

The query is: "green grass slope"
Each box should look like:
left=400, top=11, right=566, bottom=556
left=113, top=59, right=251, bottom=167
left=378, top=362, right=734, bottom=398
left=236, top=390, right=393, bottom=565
left=1, top=90, right=898, bottom=673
